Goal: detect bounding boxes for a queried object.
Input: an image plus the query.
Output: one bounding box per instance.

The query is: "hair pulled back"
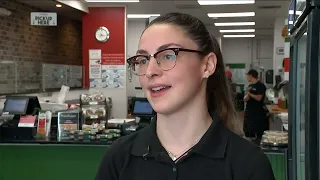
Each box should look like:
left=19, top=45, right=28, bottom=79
left=147, top=12, right=240, bottom=133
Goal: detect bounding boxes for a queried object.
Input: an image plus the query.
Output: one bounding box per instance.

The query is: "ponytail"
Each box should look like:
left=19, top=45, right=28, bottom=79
left=206, top=36, right=243, bottom=135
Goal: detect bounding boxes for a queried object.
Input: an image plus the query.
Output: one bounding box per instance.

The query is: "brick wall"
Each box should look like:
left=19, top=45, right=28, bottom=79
left=0, top=0, right=83, bottom=94
left=0, top=0, right=82, bottom=65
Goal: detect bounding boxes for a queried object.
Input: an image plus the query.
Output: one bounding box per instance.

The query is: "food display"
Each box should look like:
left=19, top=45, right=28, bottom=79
left=261, top=130, right=288, bottom=147
left=80, top=92, right=106, bottom=105
left=58, top=122, right=121, bottom=142
left=92, top=93, right=105, bottom=103
left=82, top=123, right=105, bottom=132
left=80, top=92, right=110, bottom=125
left=80, top=94, right=91, bottom=104
left=82, top=107, right=106, bottom=119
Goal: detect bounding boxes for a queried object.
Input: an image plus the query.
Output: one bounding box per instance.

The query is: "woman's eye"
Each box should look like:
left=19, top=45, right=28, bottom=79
left=136, top=56, right=148, bottom=65
left=164, top=54, right=176, bottom=60
left=140, top=59, right=148, bottom=64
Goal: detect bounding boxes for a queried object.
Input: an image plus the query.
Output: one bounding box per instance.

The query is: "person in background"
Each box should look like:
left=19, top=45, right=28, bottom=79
left=225, top=69, right=236, bottom=98
left=96, top=12, right=274, bottom=180
left=243, top=69, right=268, bottom=141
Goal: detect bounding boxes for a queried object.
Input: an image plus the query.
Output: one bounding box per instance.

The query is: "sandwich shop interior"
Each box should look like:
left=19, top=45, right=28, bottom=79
left=0, top=0, right=319, bottom=179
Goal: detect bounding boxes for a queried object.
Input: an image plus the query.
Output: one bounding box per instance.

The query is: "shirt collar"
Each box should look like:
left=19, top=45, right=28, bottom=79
left=131, top=114, right=229, bottom=159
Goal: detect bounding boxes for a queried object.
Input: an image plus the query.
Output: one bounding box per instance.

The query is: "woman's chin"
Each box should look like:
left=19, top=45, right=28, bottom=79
left=151, top=104, right=172, bottom=115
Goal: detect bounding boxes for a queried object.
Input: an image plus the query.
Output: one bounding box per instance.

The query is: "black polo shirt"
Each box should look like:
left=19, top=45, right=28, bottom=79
left=95, top=115, right=275, bottom=180
left=246, top=81, right=267, bottom=116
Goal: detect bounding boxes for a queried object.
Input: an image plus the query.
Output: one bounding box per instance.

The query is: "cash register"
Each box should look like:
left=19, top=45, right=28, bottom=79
left=121, top=97, right=155, bottom=135
left=0, top=96, right=41, bottom=140
left=132, top=97, right=155, bottom=128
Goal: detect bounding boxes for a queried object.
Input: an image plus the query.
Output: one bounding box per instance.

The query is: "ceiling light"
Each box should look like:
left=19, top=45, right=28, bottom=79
left=220, top=29, right=255, bottom=33
left=85, top=0, right=139, bottom=2
left=208, top=12, right=255, bottom=18
left=215, top=22, right=255, bottom=26
left=56, top=4, right=62, bottom=7
left=127, top=14, right=160, bottom=18
left=198, top=0, right=254, bottom=5
left=223, top=34, right=255, bottom=38
left=289, top=10, right=302, bottom=15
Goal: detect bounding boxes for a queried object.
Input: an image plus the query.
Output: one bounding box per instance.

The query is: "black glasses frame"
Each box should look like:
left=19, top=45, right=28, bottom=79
left=126, top=48, right=204, bottom=75
left=127, top=48, right=204, bottom=64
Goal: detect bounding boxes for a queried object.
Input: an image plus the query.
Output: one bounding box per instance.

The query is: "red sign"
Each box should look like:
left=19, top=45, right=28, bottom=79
left=101, top=53, right=125, bottom=65
left=18, top=116, right=36, bottom=127
left=82, top=7, right=125, bottom=88
left=283, top=58, right=290, bottom=72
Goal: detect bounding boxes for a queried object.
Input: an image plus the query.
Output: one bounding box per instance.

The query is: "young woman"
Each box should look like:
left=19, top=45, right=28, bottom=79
left=95, top=12, right=275, bottom=180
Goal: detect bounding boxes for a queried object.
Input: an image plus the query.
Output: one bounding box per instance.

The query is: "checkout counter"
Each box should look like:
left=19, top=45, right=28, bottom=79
left=0, top=96, right=41, bottom=140
left=0, top=95, right=154, bottom=180
left=0, top=94, right=287, bottom=180
left=260, top=81, right=290, bottom=180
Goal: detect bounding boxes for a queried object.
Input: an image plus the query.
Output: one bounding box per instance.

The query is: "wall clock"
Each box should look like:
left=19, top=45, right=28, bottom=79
left=95, top=26, right=110, bottom=43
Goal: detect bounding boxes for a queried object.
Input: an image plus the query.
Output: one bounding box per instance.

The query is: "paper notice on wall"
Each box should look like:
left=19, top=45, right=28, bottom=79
left=89, top=60, right=101, bottom=79
left=100, top=65, right=125, bottom=88
left=101, top=53, right=125, bottom=65
left=90, top=78, right=101, bottom=88
left=89, top=49, right=102, bottom=60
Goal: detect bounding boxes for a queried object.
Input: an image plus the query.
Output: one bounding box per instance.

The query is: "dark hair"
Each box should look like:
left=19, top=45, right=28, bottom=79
left=147, top=12, right=240, bottom=133
left=247, top=69, right=259, bottom=79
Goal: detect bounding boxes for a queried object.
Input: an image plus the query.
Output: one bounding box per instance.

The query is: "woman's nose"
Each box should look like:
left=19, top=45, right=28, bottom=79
left=145, top=58, right=162, bottom=78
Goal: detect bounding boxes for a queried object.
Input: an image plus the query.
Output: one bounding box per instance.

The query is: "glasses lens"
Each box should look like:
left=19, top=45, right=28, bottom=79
left=156, top=49, right=177, bottom=71
left=129, top=55, right=149, bottom=76
left=128, top=49, right=177, bottom=76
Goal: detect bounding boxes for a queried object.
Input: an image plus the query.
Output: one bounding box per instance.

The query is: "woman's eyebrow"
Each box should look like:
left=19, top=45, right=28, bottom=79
left=136, top=43, right=183, bottom=55
left=136, top=49, right=148, bottom=55
left=156, top=43, right=183, bottom=51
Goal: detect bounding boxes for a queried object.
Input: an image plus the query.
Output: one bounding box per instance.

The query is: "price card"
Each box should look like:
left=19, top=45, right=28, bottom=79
left=18, top=116, right=37, bottom=127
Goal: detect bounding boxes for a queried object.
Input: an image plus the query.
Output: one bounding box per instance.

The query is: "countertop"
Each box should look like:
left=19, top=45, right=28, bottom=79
left=0, top=138, right=113, bottom=146
left=266, top=104, right=288, bottom=114
left=0, top=137, right=287, bottom=154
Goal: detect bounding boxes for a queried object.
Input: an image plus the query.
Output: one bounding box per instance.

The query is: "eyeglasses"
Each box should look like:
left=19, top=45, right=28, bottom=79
left=127, top=48, right=204, bottom=76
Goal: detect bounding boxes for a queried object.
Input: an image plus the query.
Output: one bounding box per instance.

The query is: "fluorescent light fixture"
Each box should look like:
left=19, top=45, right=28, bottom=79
left=127, top=14, right=160, bottom=18
left=56, top=4, right=62, bottom=7
left=198, top=0, right=254, bottom=5
left=220, top=29, right=255, bottom=33
left=289, top=10, right=302, bottom=15
left=208, top=12, right=255, bottom=18
left=85, top=0, right=139, bottom=2
left=223, top=34, right=255, bottom=38
left=215, top=22, right=255, bottom=26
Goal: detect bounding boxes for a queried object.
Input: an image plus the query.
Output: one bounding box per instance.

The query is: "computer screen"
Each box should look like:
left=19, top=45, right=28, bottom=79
left=132, top=98, right=154, bottom=116
left=3, top=97, right=29, bottom=115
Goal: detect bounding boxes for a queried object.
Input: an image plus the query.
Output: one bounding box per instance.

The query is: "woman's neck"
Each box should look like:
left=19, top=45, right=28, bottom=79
left=156, top=94, right=212, bottom=153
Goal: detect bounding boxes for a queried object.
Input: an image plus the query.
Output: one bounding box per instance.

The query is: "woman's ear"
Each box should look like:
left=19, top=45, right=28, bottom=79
left=202, top=52, right=217, bottom=78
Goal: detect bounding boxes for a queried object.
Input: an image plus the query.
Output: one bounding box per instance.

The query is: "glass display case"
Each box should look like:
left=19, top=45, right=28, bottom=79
left=289, top=3, right=320, bottom=180
left=296, top=0, right=307, bottom=12
left=290, top=0, right=312, bottom=34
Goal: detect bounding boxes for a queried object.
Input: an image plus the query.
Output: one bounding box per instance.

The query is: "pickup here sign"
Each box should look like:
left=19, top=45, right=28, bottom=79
left=30, top=12, right=57, bottom=26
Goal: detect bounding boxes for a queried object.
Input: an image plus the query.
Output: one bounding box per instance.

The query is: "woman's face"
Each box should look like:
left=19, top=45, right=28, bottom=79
left=137, top=24, right=215, bottom=115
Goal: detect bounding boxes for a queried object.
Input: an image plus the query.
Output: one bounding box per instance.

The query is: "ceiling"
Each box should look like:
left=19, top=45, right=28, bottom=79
left=16, top=0, right=84, bottom=21
left=17, top=0, right=291, bottom=38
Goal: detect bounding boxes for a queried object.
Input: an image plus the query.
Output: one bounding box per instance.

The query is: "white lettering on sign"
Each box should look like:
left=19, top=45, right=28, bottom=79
left=30, top=12, right=57, bottom=26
